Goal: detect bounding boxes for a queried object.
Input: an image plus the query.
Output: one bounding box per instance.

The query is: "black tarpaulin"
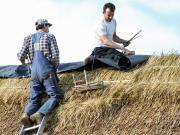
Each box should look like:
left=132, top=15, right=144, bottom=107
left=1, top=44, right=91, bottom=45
left=0, top=54, right=150, bottom=78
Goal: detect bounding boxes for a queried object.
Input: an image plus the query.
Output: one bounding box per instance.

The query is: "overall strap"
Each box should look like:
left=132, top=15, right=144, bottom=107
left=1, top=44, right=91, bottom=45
left=32, top=32, right=46, bottom=51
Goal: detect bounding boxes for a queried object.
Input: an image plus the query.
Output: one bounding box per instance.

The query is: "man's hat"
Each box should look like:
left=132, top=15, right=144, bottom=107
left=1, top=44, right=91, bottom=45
left=35, top=19, right=52, bottom=26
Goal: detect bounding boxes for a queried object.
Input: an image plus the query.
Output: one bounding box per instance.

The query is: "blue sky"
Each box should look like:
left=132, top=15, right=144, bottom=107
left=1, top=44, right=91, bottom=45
left=130, top=1, right=180, bottom=34
left=0, top=0, right=179, bottom=65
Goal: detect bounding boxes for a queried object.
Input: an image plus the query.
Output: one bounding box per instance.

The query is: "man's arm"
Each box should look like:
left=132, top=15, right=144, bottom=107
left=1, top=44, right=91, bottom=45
left=99, top=34, right=133, bottom=54
left=17, top=36, right=30, bottom=64
left=50, top=35, right=60, bottom=69
left=113, top=33, right=130, bottom=47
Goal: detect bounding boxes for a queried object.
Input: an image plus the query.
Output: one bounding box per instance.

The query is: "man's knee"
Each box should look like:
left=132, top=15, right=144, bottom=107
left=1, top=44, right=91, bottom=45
left=49, top=93, right=64, bottom=104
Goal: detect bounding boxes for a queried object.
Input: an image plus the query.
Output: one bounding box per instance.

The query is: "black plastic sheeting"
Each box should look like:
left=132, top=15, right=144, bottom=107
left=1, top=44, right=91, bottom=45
left=0, top=55, right=150, bottom=78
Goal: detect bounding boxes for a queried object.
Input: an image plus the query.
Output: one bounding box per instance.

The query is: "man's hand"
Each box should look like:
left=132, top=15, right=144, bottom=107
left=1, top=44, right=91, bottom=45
left=20, top=59, right=25, bottom=65
left=113, top=34, right=131, bottom=47
left=124, top=51, right=135, bottom=55
left=122, top=40, right=131, bottom=47
left=118, top=45, right=135, bottom=55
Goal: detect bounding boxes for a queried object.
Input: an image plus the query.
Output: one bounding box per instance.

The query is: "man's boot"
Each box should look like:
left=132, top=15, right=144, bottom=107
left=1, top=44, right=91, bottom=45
left=30, top=112, right=43, bottom=125
left=21, top=113, right=32, bottom=127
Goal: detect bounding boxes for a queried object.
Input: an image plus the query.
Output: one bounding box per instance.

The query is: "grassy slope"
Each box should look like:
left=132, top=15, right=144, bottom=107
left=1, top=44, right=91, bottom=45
left=0, top=55, right=180, bottom=135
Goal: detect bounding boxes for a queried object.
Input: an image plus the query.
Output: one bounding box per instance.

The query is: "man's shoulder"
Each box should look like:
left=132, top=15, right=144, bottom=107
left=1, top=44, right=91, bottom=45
left=96, top=18, right=116, bottom=26
left=112, top=18, right=116, bottom=22
left=44, top=33, right=56, bottom=39
left=94, top=19, right=106, bottom=31
left=97, top=18, right=106, bottom=25
left=112, top=18, right=117, bottom=24
left=24, top=34, right=32, bottom=41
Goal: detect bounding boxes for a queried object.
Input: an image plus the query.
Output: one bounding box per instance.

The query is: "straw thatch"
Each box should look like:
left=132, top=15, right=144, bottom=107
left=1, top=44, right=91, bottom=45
left=0, top=54, right=180, bottom=135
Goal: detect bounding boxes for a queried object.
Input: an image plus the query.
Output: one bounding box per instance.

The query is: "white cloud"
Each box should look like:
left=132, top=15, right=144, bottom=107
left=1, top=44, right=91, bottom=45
left=136, top=0, right=180, bottom=13
left=0, top=0, right=179, bottom=66
left=0, top=0, right=60, bottom=65
left=50, top=2, right=98, bottom=63
left=114, top=1, right=180, bottom=54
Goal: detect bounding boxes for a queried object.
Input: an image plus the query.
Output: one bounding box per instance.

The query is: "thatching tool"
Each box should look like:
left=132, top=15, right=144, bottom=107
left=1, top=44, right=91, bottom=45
left=128, top=29, right=142, bottom=42
left=122, top=30, right=142, bottom=54
left=123, top=29, right=142, bottom=48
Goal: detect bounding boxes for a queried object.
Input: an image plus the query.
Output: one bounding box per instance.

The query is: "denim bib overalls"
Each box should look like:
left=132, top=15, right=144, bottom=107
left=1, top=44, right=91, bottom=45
left=25, top=32, right=64, bottom=115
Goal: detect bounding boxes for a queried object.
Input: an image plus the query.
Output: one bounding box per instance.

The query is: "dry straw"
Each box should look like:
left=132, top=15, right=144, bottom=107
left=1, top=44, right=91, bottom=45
left=0, top=54, right=180, bottom=135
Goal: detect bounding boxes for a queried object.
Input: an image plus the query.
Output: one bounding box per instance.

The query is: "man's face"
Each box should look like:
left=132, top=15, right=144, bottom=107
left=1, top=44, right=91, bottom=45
left=44, top=25, right=50, bottom=33
left=103, top=8, right=114, bottom=22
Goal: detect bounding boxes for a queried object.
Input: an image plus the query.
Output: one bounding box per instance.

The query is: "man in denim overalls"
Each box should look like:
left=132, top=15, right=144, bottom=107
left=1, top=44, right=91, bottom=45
left=18, top=19, right=64, bottom=126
